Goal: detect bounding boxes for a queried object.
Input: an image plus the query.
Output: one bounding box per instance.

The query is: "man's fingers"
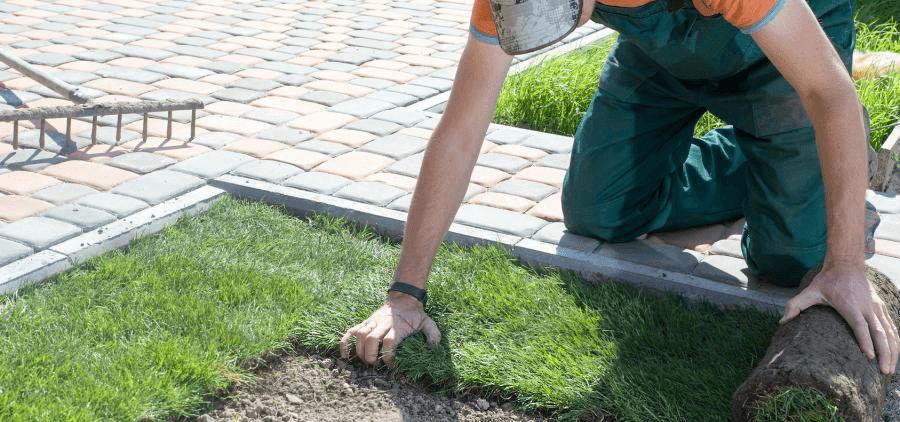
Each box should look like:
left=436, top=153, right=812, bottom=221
left=848, top=312, right=876, bottom=360
left=363, top=323, right=392, bottom=365
left=355, top=320, right=376, bottom=361
left=381, top=329, right=399, bottom=366
left=340, top=322, right=365, bottom=359
left=875, top=305, right=898, bottom=374
left=866, top=311, right=892, bottom=374
left=779, top=290, right=823, bottom=324
left=421, top=316, right=442, bottom=347
left=882, top=303, right=900, bottom=372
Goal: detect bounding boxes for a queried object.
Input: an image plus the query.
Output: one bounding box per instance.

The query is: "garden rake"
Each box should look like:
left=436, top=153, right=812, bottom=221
left=0, top=48, right=204, bottom=152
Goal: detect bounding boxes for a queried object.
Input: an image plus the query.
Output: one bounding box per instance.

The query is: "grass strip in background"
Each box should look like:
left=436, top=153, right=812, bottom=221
left=0, top=197, right=778, bottom=421
left=495, top=17, right=900, bottom=149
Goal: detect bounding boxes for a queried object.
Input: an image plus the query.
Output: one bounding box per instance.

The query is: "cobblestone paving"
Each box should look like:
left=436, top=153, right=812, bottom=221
left=0, top=0, right=897, bottom=301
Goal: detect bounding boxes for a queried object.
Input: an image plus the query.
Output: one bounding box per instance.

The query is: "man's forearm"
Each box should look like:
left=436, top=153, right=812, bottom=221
left=804, top=89, right=868, bottom=267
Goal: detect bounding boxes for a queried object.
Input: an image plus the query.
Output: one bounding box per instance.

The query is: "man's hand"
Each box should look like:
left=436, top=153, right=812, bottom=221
left=780, top=263, right=899, bottom=374
left=340, top=292, right=442, bottom=366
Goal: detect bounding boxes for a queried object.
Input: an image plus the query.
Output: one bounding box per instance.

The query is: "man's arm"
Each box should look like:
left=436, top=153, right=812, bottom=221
left=750, top=0, right=898, bottom=373
left=340, top=34, right=513, bottom=365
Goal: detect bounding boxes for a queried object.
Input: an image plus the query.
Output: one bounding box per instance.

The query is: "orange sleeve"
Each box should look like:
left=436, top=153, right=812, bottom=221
left=470, top=0, right=500, bottom=43
left=692, top=0, right=786, bottom=33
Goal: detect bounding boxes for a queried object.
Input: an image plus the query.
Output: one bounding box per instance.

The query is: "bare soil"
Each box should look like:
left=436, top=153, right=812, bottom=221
left=195, top=353, right=547, bottom=422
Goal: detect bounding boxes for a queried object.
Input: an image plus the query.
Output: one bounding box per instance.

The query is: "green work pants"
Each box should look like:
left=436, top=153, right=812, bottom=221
left=561, top=0, right=857, bottom=286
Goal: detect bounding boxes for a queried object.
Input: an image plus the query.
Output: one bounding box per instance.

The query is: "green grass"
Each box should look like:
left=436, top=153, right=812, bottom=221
left=856, top=0, right=900, bottom=25
left=0, top=197, right=780, bottom=421
left=753, top=388, right=843, bottom=422
left=494, top=18, right=900, bottom=149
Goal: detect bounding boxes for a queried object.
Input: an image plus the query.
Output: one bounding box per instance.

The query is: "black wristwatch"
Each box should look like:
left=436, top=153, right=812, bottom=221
left=387, top=281, right=427, bottom=307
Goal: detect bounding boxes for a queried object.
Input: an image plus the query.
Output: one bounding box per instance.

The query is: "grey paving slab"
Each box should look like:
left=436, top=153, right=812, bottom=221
left=170, top=150, right=254, bottom=178
left=229, top=78, right=282, bottom=92
left=146, top=63, right=214, bottom=79
left=112, top=170, right=205, bottom=205
left=415, top=117, right=441, bottom=130
left=595, top=241, right=703, bottom=274
left=454, top=204, right=548, bottom=237
left=345, top=119, right=401, bottom=136
left=360, top=134, right=427, bottom=159
left=96, top=67, right=166, bottom=84
left=867, top=254, right=900, bottom=290
left=491, top=179, right=556, bottom=201
left=330, top=98, right=394, bottom=118
left=0, top=148, right=65, bottom=171
left=277, top=74, right=313, bottom=86
left=366, top=90, right=417, bottom=107
left=103, top=24, right=156, bottom=37
left=531, top=222, right=601, bottom=252
left=345, top=38, right=398, bottom=51
left=386, top=84, right=438, bottom=100
left=295, top=140, right=350, bottom=156
left=709, top=239, right=743, bottom=259
left=876, top=214, right=900, bottom=242
left=76, top=192, right=149, bottom=218
left=191, top=132, right=241, bottom=149
left=334, top=181, right=406, bottom=206
left=257, top=62, right=316, bottom=75
left=350, top=77, right=395, bottom=90
left=693, top=255, right=751, bottom=288
left=231, top=159, right=303, bottom=184
left=257, top=127, right=313, bottom=146
left=371, top=108, right=429, bottom=126
left=536, top=153, right=571, bottom=170
left=385, top=152, right=424, bottom=177
left=301, top=90, right=351, bottom=106
left=200, top=60, right=246, bottom=74
left=0, top=216, right=81, bottom=250
left=42, top=204, right=117, bottom=231
left=105, top=152, right=177, bottom=174
left=486, top=127, right=532, bottom=145
left=283, top=171, right=351, bottom=194
left=867, top=191, right=900, bottom=214
left=166, top=45, right=228, bottom=60
left=236, top=48, right=292, bottom=61
left=55, top=71, right=100, bottom=85
left=0, top=238, right=32, bottom=267
left=241, top=108, right=299, bottom=125
left=32, top=183, right=99, bottom=205
left=210, top=88, right=265, bottom=103
left=111, top=46, right=174, bottom=61
left=409, top=76, right=452, bottom=91
left=22, top=53, right=75, bottom=67
left=520, top=133, right=574, bottom=153
left=387, top=194, right=411, bottom=212
left=476, top=153, right=531, bottom=173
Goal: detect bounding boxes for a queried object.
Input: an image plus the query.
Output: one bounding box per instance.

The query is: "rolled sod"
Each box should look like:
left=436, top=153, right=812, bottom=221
left=731, top=266, right=899, bottom=421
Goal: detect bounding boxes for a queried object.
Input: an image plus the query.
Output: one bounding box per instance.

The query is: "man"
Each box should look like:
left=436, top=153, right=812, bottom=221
left=341, top=0, right=899, bottom=375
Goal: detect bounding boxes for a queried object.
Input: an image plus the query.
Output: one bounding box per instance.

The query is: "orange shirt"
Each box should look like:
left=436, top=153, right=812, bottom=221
left=470, top=0, right=786, bottom=43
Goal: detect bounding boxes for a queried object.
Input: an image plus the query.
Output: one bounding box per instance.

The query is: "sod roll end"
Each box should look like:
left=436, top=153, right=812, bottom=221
left=731, top=266, right=899, bottom=421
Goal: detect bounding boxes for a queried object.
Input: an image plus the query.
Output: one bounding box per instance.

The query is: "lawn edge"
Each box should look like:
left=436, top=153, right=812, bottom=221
left=210, top=174, right=790, bottom=313
left=0, top=185, right=226, bottom=294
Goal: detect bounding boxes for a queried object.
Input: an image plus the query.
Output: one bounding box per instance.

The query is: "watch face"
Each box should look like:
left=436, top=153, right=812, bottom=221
left=489, top=0, right=583, bottom=55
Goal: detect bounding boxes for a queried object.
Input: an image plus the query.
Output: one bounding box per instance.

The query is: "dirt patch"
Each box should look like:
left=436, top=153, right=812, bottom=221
left=195, top=353, right=547, bottom=422
left=885, top=378, right=900, bottom=421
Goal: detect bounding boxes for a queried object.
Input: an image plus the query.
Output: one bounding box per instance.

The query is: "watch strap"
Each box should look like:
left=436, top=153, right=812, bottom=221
left=388, top=281, right=427, bottom=307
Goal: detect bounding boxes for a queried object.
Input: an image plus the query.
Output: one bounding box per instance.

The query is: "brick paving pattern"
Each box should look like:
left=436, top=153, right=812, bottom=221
left=0, top=0, right=897, bottom=298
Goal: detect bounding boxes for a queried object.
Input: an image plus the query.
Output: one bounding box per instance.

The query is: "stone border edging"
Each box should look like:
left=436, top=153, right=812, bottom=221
left=0, top=185, right=225, bottom=294
left=211, top=174, right=791, bottom=313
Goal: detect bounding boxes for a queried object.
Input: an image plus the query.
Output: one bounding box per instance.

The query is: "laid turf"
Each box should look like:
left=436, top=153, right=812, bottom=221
left=494, top=17, right=900, bottom=149
left=0, top=197, right=778, bottom=421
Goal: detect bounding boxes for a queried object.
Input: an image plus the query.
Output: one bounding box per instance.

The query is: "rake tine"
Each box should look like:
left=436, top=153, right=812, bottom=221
left=115, top=114, right=122, bottom=143
left=91, top=114, right=97, bottom=145
left=190, top=108, right=196, bottom=141
left=39, top=118, right=44, bottom=149
left=12, top=120, right=18, bottom=149
left=65, top=118, right=72, bottom=149
left=142, top=113, right=148, bottom=142
left=166, top=110, right=172, bottom=140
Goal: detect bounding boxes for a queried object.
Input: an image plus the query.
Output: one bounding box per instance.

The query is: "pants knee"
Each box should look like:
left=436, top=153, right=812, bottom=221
left=561, top=193, right=650, bottom=242
left=742, top=233, right=825, bottom=287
